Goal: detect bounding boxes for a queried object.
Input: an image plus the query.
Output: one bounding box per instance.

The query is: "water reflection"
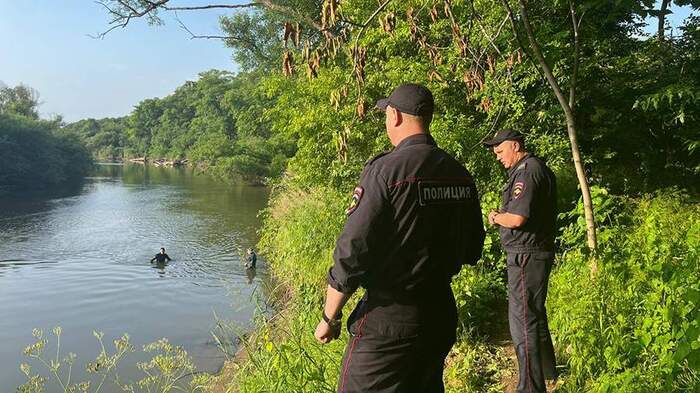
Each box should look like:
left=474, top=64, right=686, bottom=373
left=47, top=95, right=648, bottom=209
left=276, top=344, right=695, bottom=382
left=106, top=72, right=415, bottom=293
left=152, top=261, right=170, bottom=276
left=246, top=267, right=257, bottom=284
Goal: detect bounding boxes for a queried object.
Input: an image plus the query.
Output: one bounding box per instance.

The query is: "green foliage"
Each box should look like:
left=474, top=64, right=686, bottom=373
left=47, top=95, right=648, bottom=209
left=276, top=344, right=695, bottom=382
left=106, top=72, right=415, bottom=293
left=0, top=83, right=40, bottom=119
left=0, top=113, right=93, bottom=195
left=62, top=117, right=129, bottom=160
left=64, top=70, right=296, bottom=183
left=549, top=191, right=700, bottom=392
left=212, top=1, right=700, bottom=391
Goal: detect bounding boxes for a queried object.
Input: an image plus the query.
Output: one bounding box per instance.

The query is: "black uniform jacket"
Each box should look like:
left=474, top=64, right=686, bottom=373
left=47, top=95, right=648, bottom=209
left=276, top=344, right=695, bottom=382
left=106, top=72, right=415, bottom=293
left=499, top=154, right=557, bottom=253
left=328, top=133, right=485, bottom=299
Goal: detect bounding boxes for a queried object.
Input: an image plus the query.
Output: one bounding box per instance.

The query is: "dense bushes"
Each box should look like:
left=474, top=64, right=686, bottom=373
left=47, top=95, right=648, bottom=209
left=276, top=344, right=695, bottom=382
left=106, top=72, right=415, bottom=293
left=61, top=71, right=296, bottom=183
left=549, top=191, right=700, bottom=392
left=0, top=114, right=92, bottom=195
left=220, top=180, right=699, bottom=392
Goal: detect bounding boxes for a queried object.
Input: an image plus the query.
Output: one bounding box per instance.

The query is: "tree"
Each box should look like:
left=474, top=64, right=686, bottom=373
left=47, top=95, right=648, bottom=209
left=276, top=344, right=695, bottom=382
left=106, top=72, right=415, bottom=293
left=0, top=84, right=40, bottom=119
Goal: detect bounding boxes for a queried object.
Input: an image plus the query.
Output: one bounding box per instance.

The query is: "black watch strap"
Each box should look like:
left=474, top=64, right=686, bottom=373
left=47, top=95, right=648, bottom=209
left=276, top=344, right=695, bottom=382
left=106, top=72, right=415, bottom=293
left=322, top=311, right=342, bottom=324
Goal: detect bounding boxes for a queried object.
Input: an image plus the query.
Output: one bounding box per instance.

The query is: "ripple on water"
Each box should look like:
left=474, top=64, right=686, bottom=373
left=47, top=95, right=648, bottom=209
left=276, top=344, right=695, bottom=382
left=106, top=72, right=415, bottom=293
left=0, top=167, right=269, bottom=390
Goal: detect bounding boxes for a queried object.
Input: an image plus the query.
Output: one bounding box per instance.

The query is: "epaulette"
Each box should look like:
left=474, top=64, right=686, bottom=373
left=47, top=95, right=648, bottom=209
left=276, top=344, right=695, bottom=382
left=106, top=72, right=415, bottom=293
left=516, top=155, right=535, bottom=171
left=365, top=151, right=390, bottom=166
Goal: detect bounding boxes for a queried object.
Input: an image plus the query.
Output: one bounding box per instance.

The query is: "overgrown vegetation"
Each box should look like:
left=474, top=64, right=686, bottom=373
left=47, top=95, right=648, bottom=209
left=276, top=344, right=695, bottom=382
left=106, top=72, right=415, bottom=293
left=18, top=327, right=213, bottom=392
left=12, top=0, right=700, bottom=391
left=62, top=71, right=296, bottom=183
left=0, top=111, right=92, bottom=196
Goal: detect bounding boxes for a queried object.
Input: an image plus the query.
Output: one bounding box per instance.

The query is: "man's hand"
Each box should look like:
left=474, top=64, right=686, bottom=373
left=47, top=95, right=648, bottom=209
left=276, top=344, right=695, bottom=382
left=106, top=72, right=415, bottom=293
left=488, top=210, right=499, bottom=226
left=315, top=319, right=340, bottom=344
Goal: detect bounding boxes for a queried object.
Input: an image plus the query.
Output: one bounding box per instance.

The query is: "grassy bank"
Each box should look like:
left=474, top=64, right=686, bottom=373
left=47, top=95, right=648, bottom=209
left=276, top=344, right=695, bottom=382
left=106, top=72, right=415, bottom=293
left=212, top=185, right=699, bottom=393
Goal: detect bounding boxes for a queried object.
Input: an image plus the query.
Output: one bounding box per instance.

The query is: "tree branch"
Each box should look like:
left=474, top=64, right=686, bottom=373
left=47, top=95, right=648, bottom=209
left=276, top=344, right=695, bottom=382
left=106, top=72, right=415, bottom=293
left=94, top=0, right=325, bottom=39
left=568, top=0, right=580, bottom=110
left=163, top=3, right=258, bottom=11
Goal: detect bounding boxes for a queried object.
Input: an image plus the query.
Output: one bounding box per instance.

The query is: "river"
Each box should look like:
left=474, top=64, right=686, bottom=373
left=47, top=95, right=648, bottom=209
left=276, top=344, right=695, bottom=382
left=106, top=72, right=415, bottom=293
left=0, top=163, right=270, bottom=391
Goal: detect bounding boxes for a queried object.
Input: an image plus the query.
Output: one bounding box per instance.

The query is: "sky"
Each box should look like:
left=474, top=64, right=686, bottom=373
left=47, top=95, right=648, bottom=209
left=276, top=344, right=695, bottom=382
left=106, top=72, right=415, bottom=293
left=0, top=0, right=240, bottom=122
left=0, top=1, right=696, bottom=122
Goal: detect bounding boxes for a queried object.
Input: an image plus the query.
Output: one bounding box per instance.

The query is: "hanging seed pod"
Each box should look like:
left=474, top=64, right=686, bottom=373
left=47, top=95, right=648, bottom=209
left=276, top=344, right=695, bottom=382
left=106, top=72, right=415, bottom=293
left=336, top=127, right=349, bottom=163
left=487, top=53, right=496, bottom=74
left=282, top=51, right=294, bottom=77
left=294, top=23, right=302, bottom=48
left=313, top=51, right=321, bottom=70
left=506, top=53, right=514, bottom=70
left=427, top=47, right=441, bottom=66
left=430, top=5, right=439, bottom=23
left=324, top=0, right=338, bottom=26
left=476, top=69, right=484, bottom=90
left=330, top=90, right=340, bottom=110
left=407, top=8, right=418, bottom=41
left=302, top=41, right=310, bottom=62
left=321, top=1, right=329, bottom=30
left=352, top=46, right=367, bottom=85
left=341, top=84, right=349, bottom=99
left=429, top=70, right=444, bottom=82
left=383, top=12, right=395, bottom=33
left=451, top=24, right=461, bottom=40
left=480, top=97, right=491, bottom=113
left=459, top=38, right=468, bottom=57
left=450, top=63, right=457, bottom=74
left=444, top=0, right=453, bottom=19
left=283, top=22, right=293, bottom=47
left=517, top=48, right=522, bottom=64
left=463, top=70, right=474, bottom=94
left=356, top=97, right=366, bottom=119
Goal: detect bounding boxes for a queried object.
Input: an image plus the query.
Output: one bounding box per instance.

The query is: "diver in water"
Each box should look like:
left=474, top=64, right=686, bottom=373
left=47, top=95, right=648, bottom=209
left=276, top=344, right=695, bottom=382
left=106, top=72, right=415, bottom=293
left=245, top=248, right=257, bottom=269
left=150, top=248, right=172, bottom=264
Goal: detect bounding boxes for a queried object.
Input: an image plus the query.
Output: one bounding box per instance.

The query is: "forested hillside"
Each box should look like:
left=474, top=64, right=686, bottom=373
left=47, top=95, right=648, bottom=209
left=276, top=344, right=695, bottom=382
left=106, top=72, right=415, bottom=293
left=62, top=71, right=296, bottom=183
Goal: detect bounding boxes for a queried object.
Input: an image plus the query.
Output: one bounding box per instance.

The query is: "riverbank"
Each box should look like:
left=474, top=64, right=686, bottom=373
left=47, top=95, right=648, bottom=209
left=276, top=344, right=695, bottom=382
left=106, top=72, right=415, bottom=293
left=210, top=186, right=699, bottom=392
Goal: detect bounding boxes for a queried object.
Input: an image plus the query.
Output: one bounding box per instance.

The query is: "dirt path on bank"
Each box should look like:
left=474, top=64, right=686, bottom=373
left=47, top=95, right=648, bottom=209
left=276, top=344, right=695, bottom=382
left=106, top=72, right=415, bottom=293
left=489, top=299, right=559, bottom=393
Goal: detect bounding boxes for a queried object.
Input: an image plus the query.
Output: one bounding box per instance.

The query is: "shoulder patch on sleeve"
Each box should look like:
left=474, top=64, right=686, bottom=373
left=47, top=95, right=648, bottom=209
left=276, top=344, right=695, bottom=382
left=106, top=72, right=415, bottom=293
left=345, top=186, right=364, bottom=215
left=513, top=181, right=525, bottom=199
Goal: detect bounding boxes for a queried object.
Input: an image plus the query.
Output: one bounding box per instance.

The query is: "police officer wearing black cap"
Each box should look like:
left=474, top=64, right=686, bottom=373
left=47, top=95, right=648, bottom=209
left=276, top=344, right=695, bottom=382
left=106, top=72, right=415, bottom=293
left=314, top=83, right=485, bottom=393
left=484, top=129, right=557, bottom=393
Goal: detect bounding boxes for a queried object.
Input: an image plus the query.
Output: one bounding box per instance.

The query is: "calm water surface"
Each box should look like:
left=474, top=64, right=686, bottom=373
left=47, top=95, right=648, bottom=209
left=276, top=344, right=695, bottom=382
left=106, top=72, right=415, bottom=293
left=0, top=164, right=269, bottom=390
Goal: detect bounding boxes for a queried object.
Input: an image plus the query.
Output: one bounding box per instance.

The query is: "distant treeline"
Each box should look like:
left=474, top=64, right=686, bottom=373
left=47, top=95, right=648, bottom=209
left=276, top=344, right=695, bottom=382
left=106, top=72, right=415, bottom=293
left=0, top=85, right=92, bottom=195
left=62, top=71, right=296, bottom=183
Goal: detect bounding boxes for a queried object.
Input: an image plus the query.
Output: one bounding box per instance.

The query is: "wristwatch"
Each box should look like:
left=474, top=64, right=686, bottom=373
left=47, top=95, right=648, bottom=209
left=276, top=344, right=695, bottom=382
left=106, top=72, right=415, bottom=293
left=322, top=311, right=342, bottom=329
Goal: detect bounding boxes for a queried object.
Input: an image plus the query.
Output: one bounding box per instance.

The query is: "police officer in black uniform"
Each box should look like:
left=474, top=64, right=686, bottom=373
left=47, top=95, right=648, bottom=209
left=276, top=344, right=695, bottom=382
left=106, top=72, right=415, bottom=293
left=314, top=83, right=485, bottom=393
left=484, top=129, right=557, bottom=393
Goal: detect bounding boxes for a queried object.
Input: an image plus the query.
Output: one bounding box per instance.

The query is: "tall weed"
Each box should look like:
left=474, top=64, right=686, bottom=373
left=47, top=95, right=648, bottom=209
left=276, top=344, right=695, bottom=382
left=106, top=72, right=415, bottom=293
left=550, top=191, right=700, bottom=392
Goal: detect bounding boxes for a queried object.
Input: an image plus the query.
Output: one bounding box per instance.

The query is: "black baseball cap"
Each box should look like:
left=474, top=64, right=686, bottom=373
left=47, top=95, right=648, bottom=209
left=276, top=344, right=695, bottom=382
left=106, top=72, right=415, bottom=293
left=376, top=83, right=434, bottom=116
left=483, top=128, right=524, bottom=147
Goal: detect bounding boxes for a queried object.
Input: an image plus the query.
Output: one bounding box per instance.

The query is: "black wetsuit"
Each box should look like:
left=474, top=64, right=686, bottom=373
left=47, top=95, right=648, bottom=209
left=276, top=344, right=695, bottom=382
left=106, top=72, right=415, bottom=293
left=500, top=154, right=558, bottom=393
left=327, top=133, right=485, bottom=393
left=247, top=252, right=257, bottom=268
left=152, top=253, right=171, bottom=263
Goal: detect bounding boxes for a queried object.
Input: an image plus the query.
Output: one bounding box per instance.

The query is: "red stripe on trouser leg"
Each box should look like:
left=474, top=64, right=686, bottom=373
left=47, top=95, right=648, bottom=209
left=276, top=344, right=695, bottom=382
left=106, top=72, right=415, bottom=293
left=520, top=255, right=532, bottom=393
left=340, top=315, right=368, bottom=393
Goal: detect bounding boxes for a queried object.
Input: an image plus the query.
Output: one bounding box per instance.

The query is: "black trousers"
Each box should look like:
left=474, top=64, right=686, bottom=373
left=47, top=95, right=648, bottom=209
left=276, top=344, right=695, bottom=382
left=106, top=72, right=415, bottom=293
left=507, top=252, right=557, bottom=393
left=337, top=291, right=457, bottom=393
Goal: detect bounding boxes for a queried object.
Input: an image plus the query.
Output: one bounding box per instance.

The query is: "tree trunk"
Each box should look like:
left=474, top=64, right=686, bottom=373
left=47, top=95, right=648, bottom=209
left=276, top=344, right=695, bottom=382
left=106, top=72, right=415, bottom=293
left=658, top=0, right=670, bottom=41
left=511, top=0, right=598, bottom=257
